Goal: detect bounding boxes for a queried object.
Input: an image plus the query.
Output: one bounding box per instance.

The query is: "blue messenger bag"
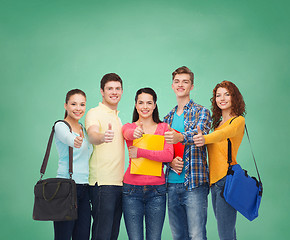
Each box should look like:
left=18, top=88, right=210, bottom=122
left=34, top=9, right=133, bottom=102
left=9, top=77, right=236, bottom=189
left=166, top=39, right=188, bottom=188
left=222, top=121, right=263, bottom=221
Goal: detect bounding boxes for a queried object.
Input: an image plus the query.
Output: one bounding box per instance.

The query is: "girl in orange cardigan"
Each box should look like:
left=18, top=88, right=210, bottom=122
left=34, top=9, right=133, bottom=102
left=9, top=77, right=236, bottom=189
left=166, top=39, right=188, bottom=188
left=193, top=81, right=246, bottom=240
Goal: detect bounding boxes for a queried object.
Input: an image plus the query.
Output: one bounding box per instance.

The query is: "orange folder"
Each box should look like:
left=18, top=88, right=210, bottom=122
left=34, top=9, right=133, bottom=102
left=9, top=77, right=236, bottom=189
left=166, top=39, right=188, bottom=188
left=130, top=134, right=164, bottom=176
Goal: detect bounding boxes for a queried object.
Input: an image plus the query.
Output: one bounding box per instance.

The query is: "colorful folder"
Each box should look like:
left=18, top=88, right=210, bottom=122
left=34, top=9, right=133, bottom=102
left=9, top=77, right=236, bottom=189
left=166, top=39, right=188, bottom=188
left=130, top=134, right=164, bottom=176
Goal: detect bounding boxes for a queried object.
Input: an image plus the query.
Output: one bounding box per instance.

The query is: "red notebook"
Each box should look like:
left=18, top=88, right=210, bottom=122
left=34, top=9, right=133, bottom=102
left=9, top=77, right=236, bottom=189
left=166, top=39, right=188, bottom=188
left=173, top=129, right=185, bottom=158
left=172, top=129, right=185, bottom=175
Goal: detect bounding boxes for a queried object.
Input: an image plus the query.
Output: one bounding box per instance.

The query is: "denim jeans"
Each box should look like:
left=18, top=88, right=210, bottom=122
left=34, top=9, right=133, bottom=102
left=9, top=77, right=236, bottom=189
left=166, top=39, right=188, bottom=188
left=89, top=184, right=122, bottom=240
left=54, top=184, right=91, bottom=240
left=211, top=177, right=237, bottom=240
left=167, top=183, right=209, bottom=240
left=123, top=184, right=167, bottom=240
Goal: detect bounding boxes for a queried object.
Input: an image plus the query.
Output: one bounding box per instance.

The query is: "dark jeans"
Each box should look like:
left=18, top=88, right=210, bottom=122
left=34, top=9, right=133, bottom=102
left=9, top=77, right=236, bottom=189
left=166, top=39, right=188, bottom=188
left=89, top=184, right=123, bottom=240
left=54, top=184, right=91, bottom=240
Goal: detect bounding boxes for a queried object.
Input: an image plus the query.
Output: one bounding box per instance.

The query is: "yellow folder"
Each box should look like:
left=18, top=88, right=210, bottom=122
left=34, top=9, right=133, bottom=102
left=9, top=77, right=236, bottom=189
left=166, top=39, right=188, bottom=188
left=130, top=134, right=165, bottom=176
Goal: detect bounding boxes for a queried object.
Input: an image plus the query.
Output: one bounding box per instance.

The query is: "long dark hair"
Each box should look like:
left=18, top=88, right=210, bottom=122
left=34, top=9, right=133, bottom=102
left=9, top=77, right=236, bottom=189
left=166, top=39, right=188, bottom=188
left=64, top=89, right=86, bottom=118
left=132, top=88, right=162, bottom=124
left=211, top=81, right=246, bottom=129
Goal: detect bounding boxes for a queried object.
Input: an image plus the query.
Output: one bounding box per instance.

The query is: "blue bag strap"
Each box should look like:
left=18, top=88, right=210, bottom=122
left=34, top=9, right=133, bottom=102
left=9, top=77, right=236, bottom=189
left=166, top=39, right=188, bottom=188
left=227, top=117, right=262, bottom=184
left=244, top=125, right=262, bottom=184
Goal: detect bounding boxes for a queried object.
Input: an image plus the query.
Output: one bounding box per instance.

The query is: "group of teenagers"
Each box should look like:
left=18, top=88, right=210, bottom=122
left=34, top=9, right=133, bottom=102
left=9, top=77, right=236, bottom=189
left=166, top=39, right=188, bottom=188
left=53, top=66, right=246, bottom=240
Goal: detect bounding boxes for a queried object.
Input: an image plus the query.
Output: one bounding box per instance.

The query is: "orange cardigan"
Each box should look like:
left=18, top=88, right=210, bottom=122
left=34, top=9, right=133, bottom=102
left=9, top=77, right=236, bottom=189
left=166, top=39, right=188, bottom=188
left=205, top=116, right=245, bottom=185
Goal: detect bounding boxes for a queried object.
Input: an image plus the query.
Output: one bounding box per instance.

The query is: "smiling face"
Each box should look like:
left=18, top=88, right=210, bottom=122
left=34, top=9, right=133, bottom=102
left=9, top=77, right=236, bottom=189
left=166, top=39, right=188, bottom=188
left=100, top=81, right=123, bottom=109
left=64, top=94, right=86, bottom=121
left=215, top=87, right=232, bottom=111
left=172, top=73, right=194, bottom=98
left=135, top=93, right=156, bottom=120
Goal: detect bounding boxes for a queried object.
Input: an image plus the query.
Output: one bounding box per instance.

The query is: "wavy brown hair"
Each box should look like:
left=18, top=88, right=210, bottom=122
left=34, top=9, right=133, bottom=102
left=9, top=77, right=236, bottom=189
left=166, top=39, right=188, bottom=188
left=211, top=81, right=246, bottom=129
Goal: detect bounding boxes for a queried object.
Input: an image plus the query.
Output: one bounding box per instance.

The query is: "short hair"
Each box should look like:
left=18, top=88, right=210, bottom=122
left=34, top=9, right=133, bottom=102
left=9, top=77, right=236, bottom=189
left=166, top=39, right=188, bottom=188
left=100, top=73, right=123, bottom=90
left=172, top=66, right=194, bottom=84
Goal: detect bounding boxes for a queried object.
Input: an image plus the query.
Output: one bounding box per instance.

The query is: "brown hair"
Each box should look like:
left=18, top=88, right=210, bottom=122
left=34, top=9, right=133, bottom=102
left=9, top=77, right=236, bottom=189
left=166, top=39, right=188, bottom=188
left=100, top=73, right=123, bottom=90
left=64, top=89, right=86, bottom=118
left=172, top=66, right=194, bottom=84
left=211, top=80, right=246, bottom=129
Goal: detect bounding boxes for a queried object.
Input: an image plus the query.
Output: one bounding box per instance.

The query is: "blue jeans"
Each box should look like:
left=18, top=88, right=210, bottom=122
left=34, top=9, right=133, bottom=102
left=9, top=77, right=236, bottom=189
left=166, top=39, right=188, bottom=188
left=123, top=184, right=167, bottom=240
left=167, top=183, right=209, bottom=240
left=211, top=177, right=237, bottom=240
left=54, top=184, right=91, bottom=240
left=89, top=184, right=122, bottom=240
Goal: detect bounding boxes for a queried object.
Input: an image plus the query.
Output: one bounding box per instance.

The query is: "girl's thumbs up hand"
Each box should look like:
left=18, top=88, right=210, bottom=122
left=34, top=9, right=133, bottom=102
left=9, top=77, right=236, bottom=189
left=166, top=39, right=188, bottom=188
left=193, top=125, right=205, bottom=147
left=133, top=121, right=144, bottom=139
left=74, top=129, right=84, bottom=148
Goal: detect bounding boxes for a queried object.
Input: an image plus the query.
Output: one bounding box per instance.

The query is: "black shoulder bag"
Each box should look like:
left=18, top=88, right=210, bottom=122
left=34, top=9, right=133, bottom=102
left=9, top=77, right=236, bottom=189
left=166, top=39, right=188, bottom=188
left=33, top=120, right=78, bottom=221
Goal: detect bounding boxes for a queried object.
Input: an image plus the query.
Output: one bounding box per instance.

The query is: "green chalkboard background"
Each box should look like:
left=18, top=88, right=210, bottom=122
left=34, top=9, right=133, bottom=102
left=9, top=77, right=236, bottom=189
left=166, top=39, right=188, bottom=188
left=1, top=0, right=289, bottom=239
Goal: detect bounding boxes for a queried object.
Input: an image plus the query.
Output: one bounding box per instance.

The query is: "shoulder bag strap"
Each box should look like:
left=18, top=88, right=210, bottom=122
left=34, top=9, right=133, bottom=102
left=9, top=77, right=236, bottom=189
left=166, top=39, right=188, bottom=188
left=40, top=120, right=73, bottom=179
left=244, top=125, right=262, bottom=183
left=226, top=117, right=237, bottom=166
left=227, top=118, right=262, bottom=183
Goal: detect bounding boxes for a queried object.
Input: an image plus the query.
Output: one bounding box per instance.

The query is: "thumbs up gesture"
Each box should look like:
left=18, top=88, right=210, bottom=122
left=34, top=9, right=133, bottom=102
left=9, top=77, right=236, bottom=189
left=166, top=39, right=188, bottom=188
left=164, top=124, right=183, bottom=144
left=133, top=121, right=144, bottom=139
left=103, top=123, right=114, bottom=143
left=74, top=128, right=84, bottom=148
left=192, top=125, right=205, bottom=147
